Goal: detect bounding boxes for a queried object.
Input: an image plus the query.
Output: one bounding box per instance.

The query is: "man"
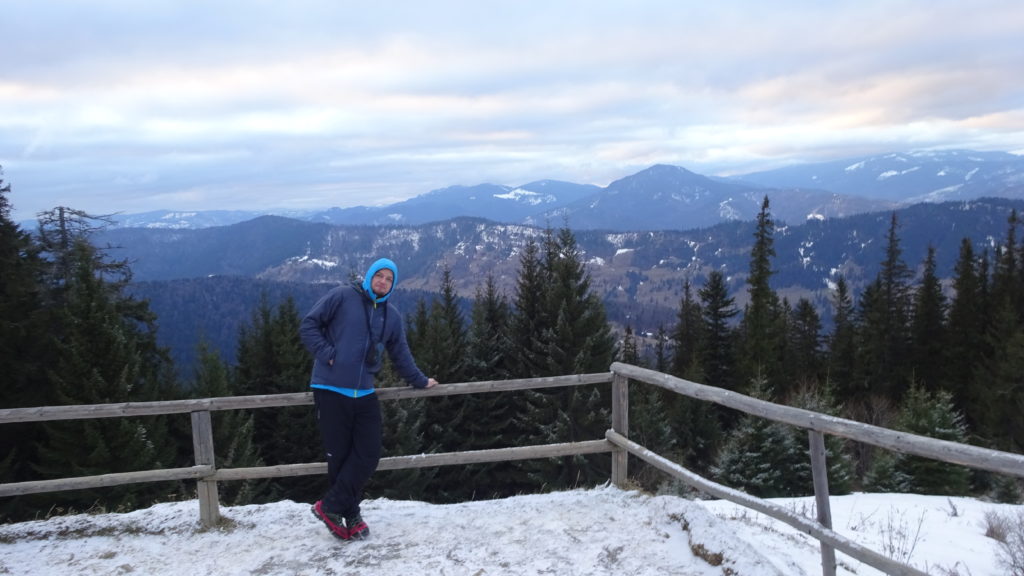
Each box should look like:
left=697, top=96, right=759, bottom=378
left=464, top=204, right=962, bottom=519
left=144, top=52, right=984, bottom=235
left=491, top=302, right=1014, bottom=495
left=300, top=257, right=438, bottom=540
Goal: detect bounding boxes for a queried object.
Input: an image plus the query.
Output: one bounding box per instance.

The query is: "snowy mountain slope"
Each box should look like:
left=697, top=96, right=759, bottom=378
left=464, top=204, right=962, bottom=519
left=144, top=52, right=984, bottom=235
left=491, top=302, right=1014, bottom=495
left=736, top=149, right=1024, bottom=203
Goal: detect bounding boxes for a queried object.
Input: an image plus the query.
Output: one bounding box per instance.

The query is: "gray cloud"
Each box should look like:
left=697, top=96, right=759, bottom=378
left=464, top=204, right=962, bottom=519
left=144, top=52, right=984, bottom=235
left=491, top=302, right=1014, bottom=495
left=2, top=0, right=1023, bottom=221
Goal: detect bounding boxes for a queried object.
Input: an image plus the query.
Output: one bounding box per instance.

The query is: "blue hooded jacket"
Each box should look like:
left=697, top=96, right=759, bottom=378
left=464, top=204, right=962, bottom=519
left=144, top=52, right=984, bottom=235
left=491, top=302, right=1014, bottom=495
left=299, top=258, right=429, bottom=394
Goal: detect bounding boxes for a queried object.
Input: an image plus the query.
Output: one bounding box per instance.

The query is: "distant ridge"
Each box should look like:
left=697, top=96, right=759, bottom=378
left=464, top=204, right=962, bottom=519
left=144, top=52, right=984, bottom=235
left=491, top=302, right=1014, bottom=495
left=65, top=148, right=1022, bottom=232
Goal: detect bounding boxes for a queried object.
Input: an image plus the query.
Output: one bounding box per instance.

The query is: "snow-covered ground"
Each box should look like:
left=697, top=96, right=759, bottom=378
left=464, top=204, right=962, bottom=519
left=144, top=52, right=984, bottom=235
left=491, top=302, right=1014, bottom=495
left=1, top=485, right=1020, bottom=575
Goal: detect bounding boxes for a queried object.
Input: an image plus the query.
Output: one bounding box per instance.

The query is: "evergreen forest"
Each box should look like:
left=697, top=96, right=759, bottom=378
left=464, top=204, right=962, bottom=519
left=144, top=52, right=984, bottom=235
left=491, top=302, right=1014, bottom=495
left=2, top=170, right=1022, bottom=524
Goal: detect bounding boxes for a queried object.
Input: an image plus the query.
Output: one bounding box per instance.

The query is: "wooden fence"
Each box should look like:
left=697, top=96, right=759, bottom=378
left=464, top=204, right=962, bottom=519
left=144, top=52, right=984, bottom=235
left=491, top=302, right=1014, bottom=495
left=2, top=363, right=1023, bottom=576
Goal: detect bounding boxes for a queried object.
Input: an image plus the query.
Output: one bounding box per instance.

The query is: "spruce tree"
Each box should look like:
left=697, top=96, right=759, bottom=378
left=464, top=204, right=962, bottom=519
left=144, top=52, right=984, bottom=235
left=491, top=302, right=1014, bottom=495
left=698, top=270, right=738, bottom=393
left=848, top=279, right=905, bottom=479
left=909, top=246, right=948, bottom=392
left=32, top=208, right=179, bottom=513
left=466, top=275, right=513, bottom=382
left=787, top=298, right=824, bottom=393
left=787, top=384, right=854, bottom=496
left=667, top=278, right=720, bottom=473
left=974, top=327, right=1024, bottom=455
left=653, top=324, right=669, bottom=373
left=374, top=316, right=432, bottom=502
left=675, top=269, right=737, bottom=466
left=712, top=377, right=807, bottom=498
left=509, top=236, right=548, bottom=378
left=827, top=276, right=857, bottom=404
left=737, top=196, right=784, bottom=395
left=872, top=386, right=972, bottom=496
left=188, top=342, right=263, bottom=505
left=407, top=297, right=432, bottom=363
left=990, top=210, right=1020, bottom=323
left=462, top=275, right=531, bottom=498
left=669, top=279, right=703, bottom=381
left=0, top=169, right=45, bottom=408
left=521, top=226, right=615, bottom=490
left=0, top=170, right=51, bottom=521
left=234, top=294, right=318, bottom=503
left=859, top=212, right=914, bottom=400
left=946, top=238, right=986, bottom=425
left=621, top=326, right=675, bottom=491
left=419, top=266, right=473, bottom=502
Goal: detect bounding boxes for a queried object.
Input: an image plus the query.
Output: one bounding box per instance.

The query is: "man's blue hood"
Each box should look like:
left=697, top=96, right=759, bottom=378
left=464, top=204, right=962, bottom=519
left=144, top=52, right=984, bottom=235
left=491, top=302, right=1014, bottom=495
left=361, top=258, right=398, bottom=303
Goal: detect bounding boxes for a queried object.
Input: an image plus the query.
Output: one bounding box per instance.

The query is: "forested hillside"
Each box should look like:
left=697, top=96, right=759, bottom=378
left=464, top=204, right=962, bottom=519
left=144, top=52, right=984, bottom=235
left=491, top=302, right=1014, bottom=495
left=107, top=198, right=1024, bottom=372
left=2, top=172, right=1022, bottom=525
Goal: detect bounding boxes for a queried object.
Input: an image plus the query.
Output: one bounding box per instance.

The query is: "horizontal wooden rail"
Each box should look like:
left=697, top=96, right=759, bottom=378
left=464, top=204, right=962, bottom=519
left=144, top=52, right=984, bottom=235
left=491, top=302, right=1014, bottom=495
left=605, top=430, right=927, bottom=576
left=0, top=372, right=614, bottom=424
left=212, top=440, right=613, bottom=482
left=0, top=466, right=214, bottom=498
left=612, top=362, right=1024, bottom=479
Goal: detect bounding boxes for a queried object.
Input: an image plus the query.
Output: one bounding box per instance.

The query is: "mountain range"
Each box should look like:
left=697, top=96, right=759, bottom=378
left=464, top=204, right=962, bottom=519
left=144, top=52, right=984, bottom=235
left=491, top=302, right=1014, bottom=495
left=106, top=149, right=1024, bottom=231
left=85, top=148, right=1024, bottom=369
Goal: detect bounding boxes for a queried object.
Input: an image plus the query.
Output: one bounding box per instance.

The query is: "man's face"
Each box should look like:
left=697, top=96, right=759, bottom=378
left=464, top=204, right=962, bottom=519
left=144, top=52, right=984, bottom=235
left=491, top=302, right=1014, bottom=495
left=371, top=269, right=394, bottom=297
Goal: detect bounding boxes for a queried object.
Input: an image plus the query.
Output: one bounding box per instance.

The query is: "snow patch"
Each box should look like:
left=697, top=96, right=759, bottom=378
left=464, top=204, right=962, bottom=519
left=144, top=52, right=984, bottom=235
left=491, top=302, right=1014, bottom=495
left=493, top=188, right=556, bottom=206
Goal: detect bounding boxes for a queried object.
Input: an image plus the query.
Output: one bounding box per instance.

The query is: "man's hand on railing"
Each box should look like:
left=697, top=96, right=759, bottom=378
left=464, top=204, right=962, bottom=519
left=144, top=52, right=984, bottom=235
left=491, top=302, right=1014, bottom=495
left=425, top=378, right=438, bottom=389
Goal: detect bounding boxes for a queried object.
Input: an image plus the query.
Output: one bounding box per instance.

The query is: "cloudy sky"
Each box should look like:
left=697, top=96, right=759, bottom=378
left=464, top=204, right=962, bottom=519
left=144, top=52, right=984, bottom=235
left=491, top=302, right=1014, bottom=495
left=2, top=0, right=1022, bottom=221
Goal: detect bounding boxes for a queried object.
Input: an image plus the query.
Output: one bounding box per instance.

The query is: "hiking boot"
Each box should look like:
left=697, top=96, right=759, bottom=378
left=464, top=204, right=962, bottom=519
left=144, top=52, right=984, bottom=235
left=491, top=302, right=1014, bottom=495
left=346, top=514, right=370, bottom=540
left=312, top=500, right=350, bottom=540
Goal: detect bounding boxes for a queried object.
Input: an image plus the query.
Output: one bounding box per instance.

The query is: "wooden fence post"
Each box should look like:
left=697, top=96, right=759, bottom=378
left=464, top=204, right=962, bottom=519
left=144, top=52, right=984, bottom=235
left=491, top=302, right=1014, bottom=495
left=611, top=372, right=629, bottom=487
left=191, top=410, right=221, bottom=527
left=809, top=430, right=836, bottom=576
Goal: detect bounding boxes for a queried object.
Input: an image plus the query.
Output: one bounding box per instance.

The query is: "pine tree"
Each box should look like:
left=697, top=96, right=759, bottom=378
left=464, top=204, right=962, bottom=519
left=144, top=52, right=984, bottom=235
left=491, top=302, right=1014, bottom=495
left=909, top=246, right=948, bottom=392
left=712, top=377, right=807, bottom=498
left=188, top=341, right=263, bottom=505
left=885, top=386, right=971, bottom=496
left=0, top=169, right=45, bottom=408
left=827, top=276, right=858, bottom=404
left=787, top=297, right=824, bottom=393
left=669, top=279, right=703, bottom=382
left=990, top=210, right=1020, bottom=323
left=858, top=213, right=914, bottom=400
left=0, top=170, right=51, bottom=521
left=787, top=384, right=854, bottom=496
left=737, top=196, right=784, bottom=395
left=419, top=266, right=473, bottom=502
left=698, top=270, right=738, bottom=392
left=653, top=325, right=669, bottom=373
left=979, top=213, right=1024, bottom=448
left=422, top=265, right=469, bottom=383
left=946, top=239, right=987, bottom=425
left=974, top=327, right=1024, bottom=455
left=373, top=315, right=432, bottom=502
left=459, top=275, right=530, bottom=498
left=666, top=278, right=720, bottom=473
left=407, top=297, right=432, bottom=363
left=234, top=294, right=318, bottom=503
left=966, top=214, right=1024, bottom=456
left=621, top=326, right=675, bottom=491
left=32, top=208, right=179, bottom=513
left=520, top=226, right=615, bottom=490
left=509, top=236, right=548, bottom=378
left=669, top=269, right=737, bottom=469
left=466, top=275, right=513, bottom=382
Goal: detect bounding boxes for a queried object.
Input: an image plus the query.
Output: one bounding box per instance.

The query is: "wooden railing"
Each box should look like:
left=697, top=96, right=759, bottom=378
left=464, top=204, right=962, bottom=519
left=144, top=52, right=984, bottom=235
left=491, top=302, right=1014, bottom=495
left=2, top=364, right=1023, bottom=576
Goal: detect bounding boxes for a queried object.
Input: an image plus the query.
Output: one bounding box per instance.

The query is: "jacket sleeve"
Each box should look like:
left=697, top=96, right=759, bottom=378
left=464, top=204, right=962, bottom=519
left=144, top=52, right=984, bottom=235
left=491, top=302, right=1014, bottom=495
left=385, top=308, right=429, bottom=388
left=299, top=288, right=341, bottom=363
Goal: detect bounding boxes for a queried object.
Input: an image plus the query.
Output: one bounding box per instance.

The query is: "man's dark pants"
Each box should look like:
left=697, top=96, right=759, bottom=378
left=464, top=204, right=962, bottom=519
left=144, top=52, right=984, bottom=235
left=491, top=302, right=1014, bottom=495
left=314, top=390, right=382, bottom=517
